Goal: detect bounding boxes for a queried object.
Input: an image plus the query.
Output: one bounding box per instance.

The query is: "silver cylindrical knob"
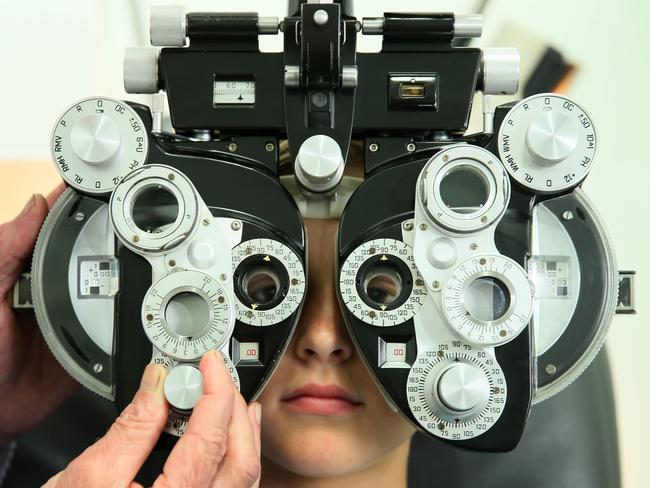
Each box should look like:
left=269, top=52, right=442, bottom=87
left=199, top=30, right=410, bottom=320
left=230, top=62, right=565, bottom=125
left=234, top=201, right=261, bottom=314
left=164, top=364, right=204, bottom=412
left=123, top=47, right=160, bottom=94
left=70, top=114, right=122, bottom=165
left=436, top=363, right=490, bottom=412
left=294, top=135, right=345, bottom=193
left=150, top=5, right=187, bottom=47
left=361, top=18, right=384, bottom=35
left=482, top=47, right=520, bottom=95
left=454, top=14, right=483, bottom=38
left=526, top=111, right=579, bottom=165
left=258, top=16, right=279, bottom=34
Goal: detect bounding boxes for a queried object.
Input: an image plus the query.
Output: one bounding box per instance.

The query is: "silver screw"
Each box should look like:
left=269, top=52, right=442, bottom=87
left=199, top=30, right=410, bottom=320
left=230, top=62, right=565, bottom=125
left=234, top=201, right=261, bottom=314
left=546, top=364, right=557, bottom=375
left=231, top=220, right=242, bottom=231
left=406, top=142, right=416, bottom=152
left=443, top=155, right=449, bottom=162
left=220, top=273, right=228, bottom=281
left=562, top=211, right=574, bottom=221
left=402, top=221, right=414, bottom=231
left=228, top=142, right=238, bottom=153
left=93, top=363, right=103, bottom=373
left=420, top=222, right=428, bottom=231
left=265, top=142, right=275, bottom=152
left=480, top=215, right=488, bottom=223
left=432, top=280, right=441, bottom=290
left=169, top=259, right=176, bottom=267
left=369, top=142, right=379, bottom=152
left=168, top=173, right=175, bottom=181
left=132, top=235, right=140, bottom=243
left=73, top=212, right=85, bottom=222
left=202, top=218, right=210, bottom=226
left=311, top=92, right=328, bottom=108
left=470, top=243, right=478, bottom=250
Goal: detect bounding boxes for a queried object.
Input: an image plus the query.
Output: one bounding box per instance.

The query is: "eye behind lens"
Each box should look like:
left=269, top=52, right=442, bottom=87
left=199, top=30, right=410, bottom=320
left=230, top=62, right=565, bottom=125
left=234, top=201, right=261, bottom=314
left=234, top=254, right=290, bottom=312
left=356, top=255, right=413, bottom=312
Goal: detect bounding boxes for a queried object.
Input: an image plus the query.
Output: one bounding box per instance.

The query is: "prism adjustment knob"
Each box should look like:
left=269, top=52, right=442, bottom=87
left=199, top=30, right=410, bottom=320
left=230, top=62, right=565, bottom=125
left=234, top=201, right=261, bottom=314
left=164, top=364, right=203, bottom=412
left=498, top=93, right=597, bottom=194
left=294, top=135, right=345, bottom=193
left=436, top=363, right=490, bottom=412
left=70, top=114, right=121, bottom=165
left=50, top=97, right=148, bottom=195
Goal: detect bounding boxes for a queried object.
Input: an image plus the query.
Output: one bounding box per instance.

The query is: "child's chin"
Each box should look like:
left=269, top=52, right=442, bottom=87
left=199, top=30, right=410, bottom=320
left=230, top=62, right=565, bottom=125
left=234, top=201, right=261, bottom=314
left=263, top=428, right=369, bottom=478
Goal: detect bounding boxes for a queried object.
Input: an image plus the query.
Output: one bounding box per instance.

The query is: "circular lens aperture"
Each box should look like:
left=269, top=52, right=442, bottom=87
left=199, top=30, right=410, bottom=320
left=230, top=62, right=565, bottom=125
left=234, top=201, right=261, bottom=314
left=439, top=165, right=489, bottom=214
left=464, top=277, right=511, bottom=322
left=363, top=265, right=403, bottom=307
left=234, top=254, right=290, bottom=312
left=132, top=185, right=179, bottom=233
left=242, top=267, right=282, bottom=306
left=164, top=292, right=211, bottom=338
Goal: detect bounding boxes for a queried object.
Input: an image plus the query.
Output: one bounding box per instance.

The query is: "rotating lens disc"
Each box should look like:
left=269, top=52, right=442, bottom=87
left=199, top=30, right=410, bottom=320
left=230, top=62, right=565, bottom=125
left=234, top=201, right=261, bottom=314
left=442, top=254, right=533, bottom=347
left=232, top=239, right=305, bottom=326
left=340, top=238, right=427, bottom=326
left=142, top=270, right=234, bottom=361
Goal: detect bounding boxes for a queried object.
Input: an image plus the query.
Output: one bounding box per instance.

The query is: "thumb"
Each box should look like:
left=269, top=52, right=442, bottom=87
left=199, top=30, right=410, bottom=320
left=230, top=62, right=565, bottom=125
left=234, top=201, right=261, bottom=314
left=55, top=365, right=169, bottom=487
left=84, top=364, right=169, bottom=482
left=0, top=194, right=50, bottom=297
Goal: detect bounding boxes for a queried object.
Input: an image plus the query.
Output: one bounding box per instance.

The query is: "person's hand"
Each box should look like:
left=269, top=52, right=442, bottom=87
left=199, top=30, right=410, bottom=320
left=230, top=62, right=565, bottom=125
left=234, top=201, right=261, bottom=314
left=0, top=185, right=78, bottom=447
left=45, top=351, right=262, bottom=488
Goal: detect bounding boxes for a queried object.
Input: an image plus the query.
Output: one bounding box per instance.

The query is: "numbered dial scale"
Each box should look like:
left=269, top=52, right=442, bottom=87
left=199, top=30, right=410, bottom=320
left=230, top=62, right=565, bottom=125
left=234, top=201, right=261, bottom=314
left=142, top=270, right=234, bottom=361
left=340, top=238, right=427, bottom=326
left=50, top=97, right=148, bottom=194
left=232, top=239, right=306, bottom=326
left=442, top=255, right=533, bottom=347
left=498, top=93, right=596, bottom=193
left=406, top=342, right=507, bottom=440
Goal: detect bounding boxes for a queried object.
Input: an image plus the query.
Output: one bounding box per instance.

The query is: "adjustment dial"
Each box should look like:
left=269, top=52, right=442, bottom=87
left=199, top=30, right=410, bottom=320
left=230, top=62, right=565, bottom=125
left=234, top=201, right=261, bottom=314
left=232, top=239, right=305, bottom=326
left=498, top=93, right=596, bottom=193
left=51, top=97, right=148, bottom=194
left=406, top=342, right=506, bottom=440
left=153, top=352, right=239, bottom=437
left=164, top=364, right=203, bottom=412
left=442, top=254, right=533, bottom=347
left=340, top=238, right=427, bottom=326
left=142, top=270, right=234, bottom=361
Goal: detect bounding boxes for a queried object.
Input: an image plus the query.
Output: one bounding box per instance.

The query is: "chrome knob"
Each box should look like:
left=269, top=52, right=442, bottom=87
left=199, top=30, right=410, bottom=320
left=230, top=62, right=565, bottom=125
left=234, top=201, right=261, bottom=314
left=163, top=364, right=203, bottom=412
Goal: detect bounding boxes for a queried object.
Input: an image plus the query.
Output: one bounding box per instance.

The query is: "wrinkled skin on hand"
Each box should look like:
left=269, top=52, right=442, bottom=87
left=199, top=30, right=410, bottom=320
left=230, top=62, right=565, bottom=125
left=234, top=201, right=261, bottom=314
left=0, top=185, right=78, bottom=446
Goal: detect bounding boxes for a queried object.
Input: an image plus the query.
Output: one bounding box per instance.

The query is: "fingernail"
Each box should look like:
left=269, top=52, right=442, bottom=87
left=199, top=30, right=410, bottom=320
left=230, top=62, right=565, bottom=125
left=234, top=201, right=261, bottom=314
left=255, top=403, right=262, bottom=424
left=18, top=194, right=36, bottom=218
left=140, top=364, right=163, bottom=392
left=212, top=349, right=222, bottom=360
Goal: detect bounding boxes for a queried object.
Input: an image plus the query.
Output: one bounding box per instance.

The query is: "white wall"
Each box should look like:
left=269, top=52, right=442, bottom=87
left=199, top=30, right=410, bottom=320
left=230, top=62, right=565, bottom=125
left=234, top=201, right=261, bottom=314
left=1, top=1, right=648, bottom=486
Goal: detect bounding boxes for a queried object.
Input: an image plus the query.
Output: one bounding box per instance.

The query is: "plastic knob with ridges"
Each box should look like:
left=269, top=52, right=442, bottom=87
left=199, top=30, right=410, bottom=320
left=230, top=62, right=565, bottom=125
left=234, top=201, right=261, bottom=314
left=163, top=364, right=204, bottom=412
left=150, top=5, right=187, bottom=47
left=123, top=47, right=160, bottom=94
left=294, top=135, right=345, bottom=193
left=436, top=363, right=490, bottom=412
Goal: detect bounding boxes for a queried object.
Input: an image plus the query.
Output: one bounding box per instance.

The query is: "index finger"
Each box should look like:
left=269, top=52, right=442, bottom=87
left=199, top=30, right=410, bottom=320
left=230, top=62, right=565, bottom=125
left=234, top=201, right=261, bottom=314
left=157, top=350, right=236, bottom=487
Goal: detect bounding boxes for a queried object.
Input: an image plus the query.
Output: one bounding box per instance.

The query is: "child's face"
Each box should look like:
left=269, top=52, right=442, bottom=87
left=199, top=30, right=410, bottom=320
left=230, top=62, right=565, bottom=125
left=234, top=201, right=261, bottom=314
left=257, top=218, right=415, bottom=478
